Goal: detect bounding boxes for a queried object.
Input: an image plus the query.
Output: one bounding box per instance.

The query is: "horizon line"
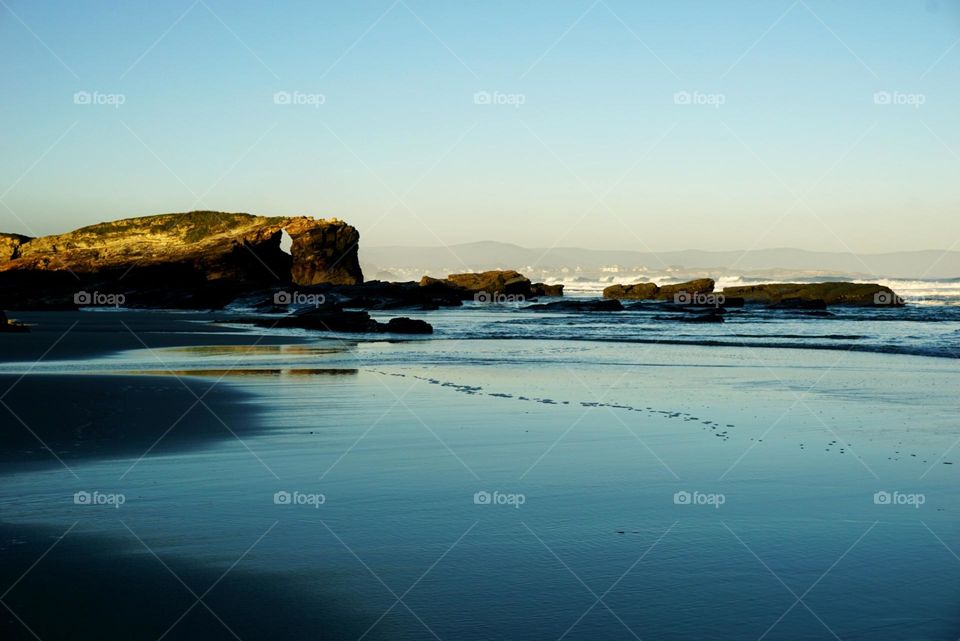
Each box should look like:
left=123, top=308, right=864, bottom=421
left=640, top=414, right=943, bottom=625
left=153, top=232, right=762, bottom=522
left=364, top=241, right=957, bottom=256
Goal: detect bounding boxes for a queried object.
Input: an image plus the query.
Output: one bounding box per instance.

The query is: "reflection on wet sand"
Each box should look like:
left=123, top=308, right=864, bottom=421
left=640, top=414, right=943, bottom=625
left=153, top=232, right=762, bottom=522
left=160, top=344, right=352, bottom=357
left=123, top=368, right=359, bottom=378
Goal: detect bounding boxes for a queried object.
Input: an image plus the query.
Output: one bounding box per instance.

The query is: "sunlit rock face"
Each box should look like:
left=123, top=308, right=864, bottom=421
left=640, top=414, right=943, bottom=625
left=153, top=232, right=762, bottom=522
left=283, top=216, right=362, bottom=286
left=0, top=211, right=364, bottom=309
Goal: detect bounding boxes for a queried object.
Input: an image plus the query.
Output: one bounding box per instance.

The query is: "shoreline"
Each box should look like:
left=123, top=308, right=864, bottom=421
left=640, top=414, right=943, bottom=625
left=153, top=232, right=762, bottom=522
left=0, top=310, right=316, bottom=364
left=3, top=306, right=960, bottom=373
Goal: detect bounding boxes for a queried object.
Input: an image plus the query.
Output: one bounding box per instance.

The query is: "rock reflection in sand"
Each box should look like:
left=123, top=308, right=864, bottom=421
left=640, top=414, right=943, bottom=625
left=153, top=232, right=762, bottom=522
left=162, top=344, right=351, bottom=357
left=124, top=368, right=359, bottom=378
left=112, top=343, right=360, bottom=378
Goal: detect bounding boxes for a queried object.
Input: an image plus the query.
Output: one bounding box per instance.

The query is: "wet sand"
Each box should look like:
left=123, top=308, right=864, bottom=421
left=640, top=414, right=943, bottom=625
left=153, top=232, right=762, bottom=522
left=2, top=312, right=960, bottom=640
left=0, top=374, right=263, bottom=471
left=0, top=523, right=376, bottom=641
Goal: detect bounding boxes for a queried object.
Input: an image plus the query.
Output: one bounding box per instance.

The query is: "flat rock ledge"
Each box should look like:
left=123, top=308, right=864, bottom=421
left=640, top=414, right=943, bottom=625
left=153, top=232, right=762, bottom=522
left=603, top=279, right=900, bottom=307
left=420, top=270, right=563, bottom=300
left=229, top=306, right=433, bottom=335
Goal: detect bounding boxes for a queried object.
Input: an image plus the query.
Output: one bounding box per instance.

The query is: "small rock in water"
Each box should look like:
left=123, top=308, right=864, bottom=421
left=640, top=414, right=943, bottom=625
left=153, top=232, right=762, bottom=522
left=385, top=317, right=433, bottom=334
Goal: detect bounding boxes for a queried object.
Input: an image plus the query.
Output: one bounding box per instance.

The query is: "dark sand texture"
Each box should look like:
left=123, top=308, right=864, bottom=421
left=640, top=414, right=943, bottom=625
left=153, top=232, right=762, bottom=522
left=0, top=523, right=375, bottom=641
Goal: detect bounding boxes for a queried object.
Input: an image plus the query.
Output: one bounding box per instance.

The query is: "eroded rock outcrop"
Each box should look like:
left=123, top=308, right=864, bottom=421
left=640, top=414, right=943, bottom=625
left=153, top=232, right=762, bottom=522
left=721, top=282, right=899, bottom=306
left=336, top=280, right=464, bottom=310
left=445, top=270, right=531, bottom=296
left=284, top=217, right=362, bottom=286
left=531, top=283, right=564, bottom=297
left=418, top=275, right=469, bottom=297
left=417, top=270, right=563, bottom=300
left=233, top=305, right=432, bottom=334
left=603, top=279, right=715, bottom=301
left=603, top=282, right=659, bottom=300
left=0, top=211, right=363, bottom=309
left=384, top=317, right=433, bottom=334
left=605, top=279, right=896, bottom=307
left=656, top=278, right=715, bottom=300
left=0, top=233, right=30, bottom=261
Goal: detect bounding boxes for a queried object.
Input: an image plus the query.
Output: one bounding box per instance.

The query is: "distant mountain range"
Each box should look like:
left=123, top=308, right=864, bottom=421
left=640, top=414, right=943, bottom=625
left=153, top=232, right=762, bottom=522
left=360, top=241, right=960, bottom=282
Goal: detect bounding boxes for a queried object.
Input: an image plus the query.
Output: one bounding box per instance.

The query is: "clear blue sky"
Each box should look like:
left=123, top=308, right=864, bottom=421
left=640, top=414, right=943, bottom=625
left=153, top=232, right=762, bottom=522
left=1, top=0, right=958, bottom=252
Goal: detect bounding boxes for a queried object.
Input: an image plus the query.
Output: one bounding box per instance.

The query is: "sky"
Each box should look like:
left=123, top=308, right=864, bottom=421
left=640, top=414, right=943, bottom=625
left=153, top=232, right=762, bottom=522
left=1, top=0, right=958, bottom=253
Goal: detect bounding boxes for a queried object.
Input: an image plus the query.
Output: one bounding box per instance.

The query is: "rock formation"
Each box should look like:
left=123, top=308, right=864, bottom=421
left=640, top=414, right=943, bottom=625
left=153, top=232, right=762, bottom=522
left=604, top=278, right=899, bottom=307
left=0, top=233, right=29, bottom=261
left=721, top=283, right=899, bottom=306
left=418, top=270, right=562, bottom=299
left=383, top=317, right=433, bottom=334
left=336, top=280, right=464, bottom=310
left=0, top=211, right=363, bottom=309
left=603, top=279, right=715, bottom=301
left=602, top=282, right=659, bottom=300
left=445, top=270, right=531, bottom=295
left=283, top=217, right=361, bottom=286
left=657, top=278, right=715, bottom=300
left=233, top=305, right=433, bottom=334
left=531, top=283, right=564, bottom=297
